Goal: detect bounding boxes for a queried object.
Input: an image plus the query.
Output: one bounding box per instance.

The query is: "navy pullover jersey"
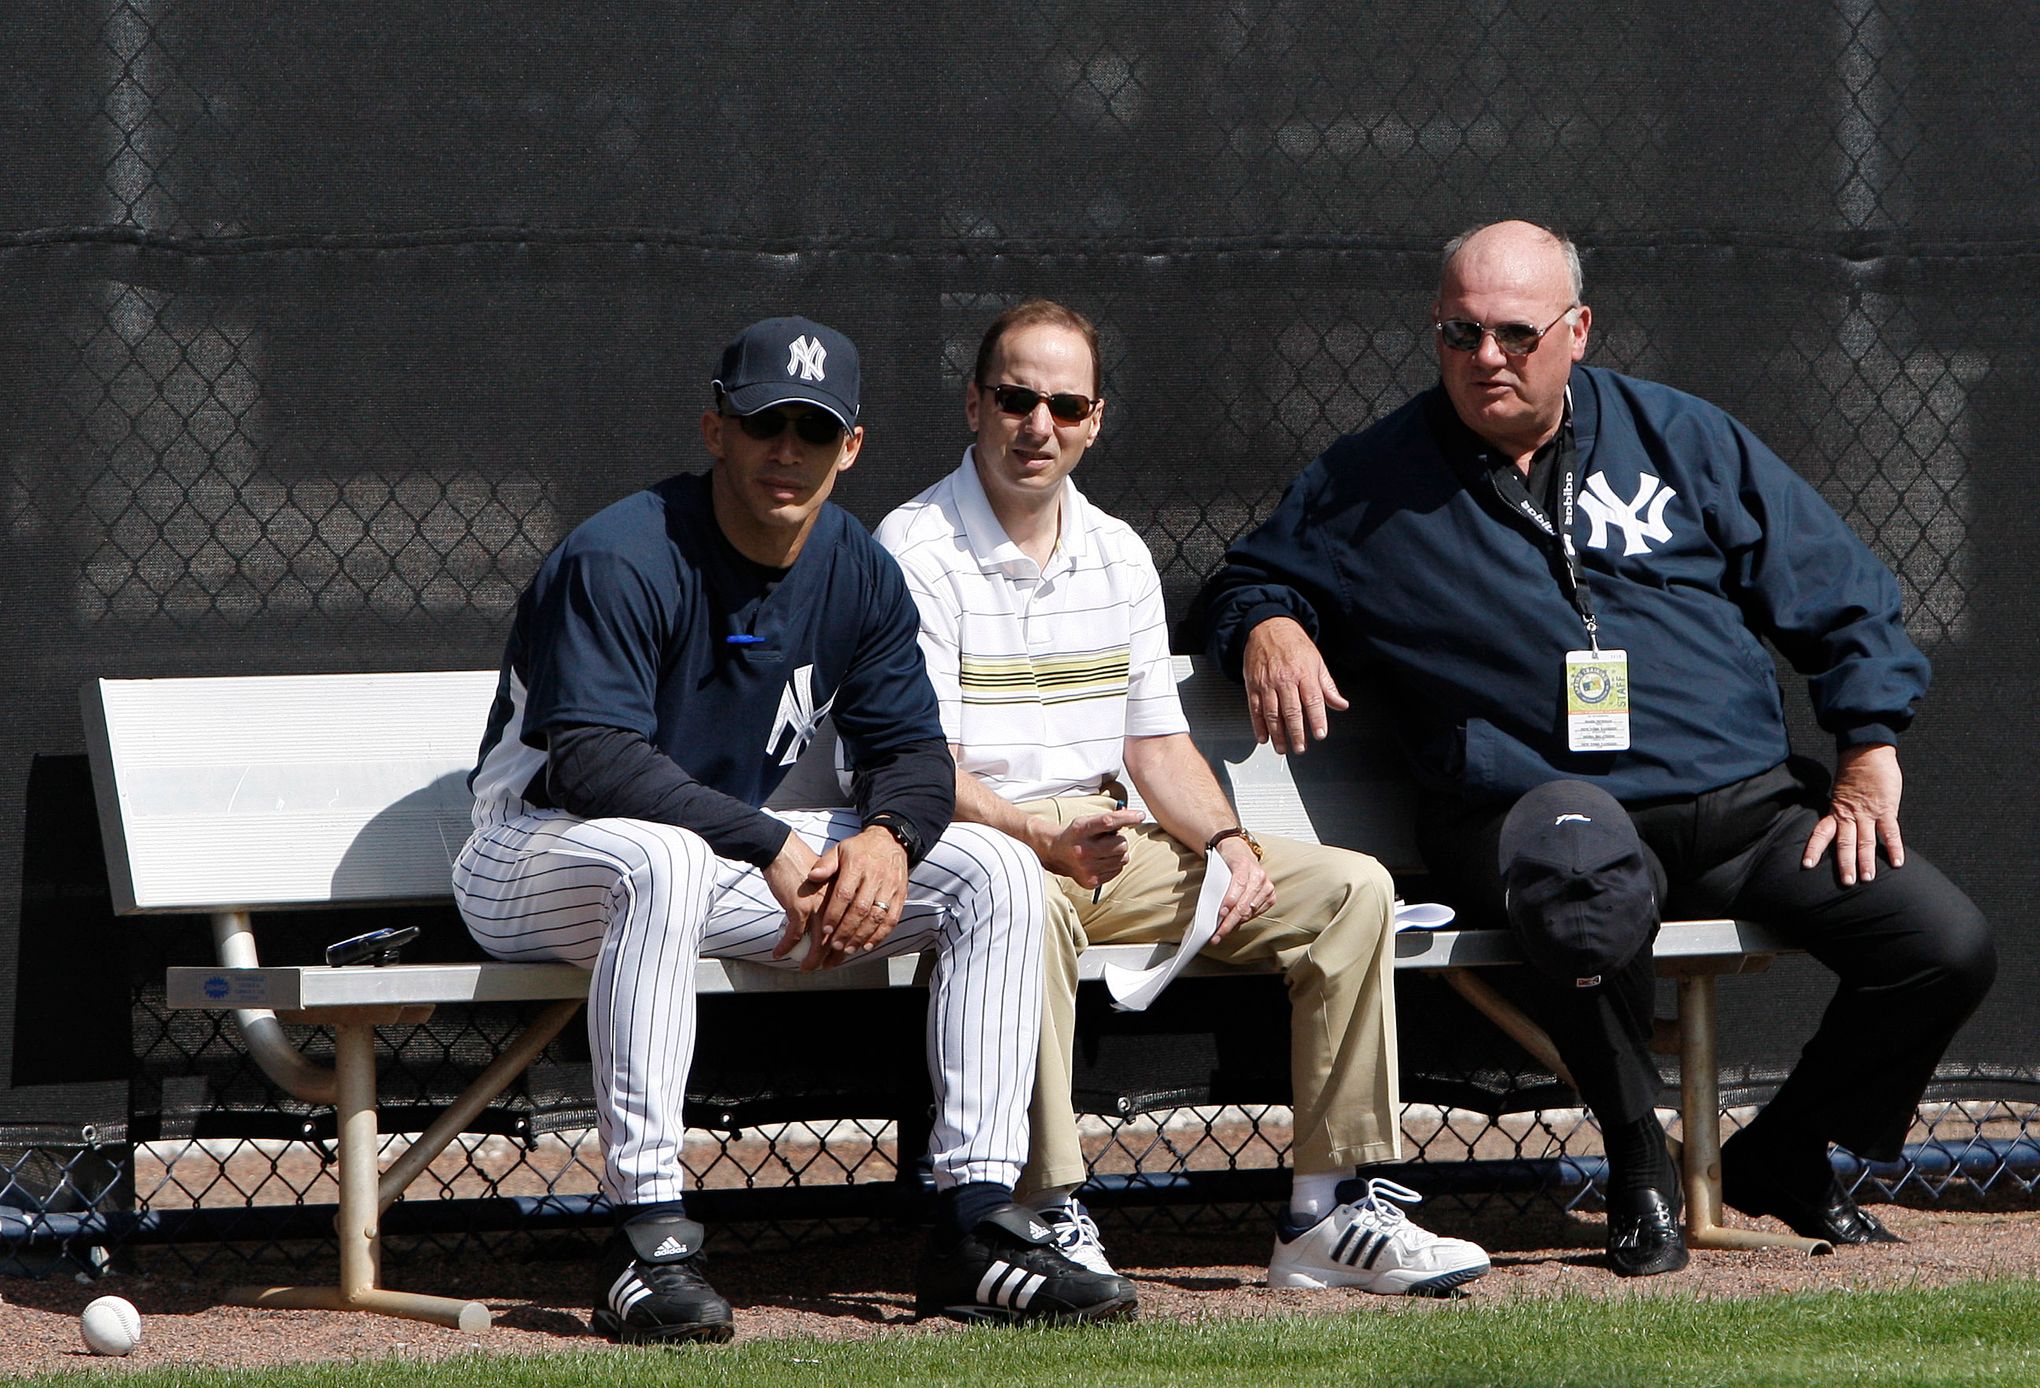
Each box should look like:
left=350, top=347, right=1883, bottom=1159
left=469, top=472, right=944, bottom=836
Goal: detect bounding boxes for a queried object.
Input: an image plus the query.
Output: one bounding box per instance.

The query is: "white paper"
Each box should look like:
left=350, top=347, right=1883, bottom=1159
left=1393, top=900, right=1455, bottom=932
left=1100, top=869, right=1457, bottom=1012
left=1102, top=849, right=1231, bottom=1012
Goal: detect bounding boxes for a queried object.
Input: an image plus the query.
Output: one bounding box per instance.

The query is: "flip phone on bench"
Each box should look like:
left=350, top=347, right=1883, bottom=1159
left=325, top=925, right=421, bottom=967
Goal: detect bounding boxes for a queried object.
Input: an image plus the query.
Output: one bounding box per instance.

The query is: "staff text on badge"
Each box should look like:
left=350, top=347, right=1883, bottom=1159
left=1565, top=648, right=1631, bottom=752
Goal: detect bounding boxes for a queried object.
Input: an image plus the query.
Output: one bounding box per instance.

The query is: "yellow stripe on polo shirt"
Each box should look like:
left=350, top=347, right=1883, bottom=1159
left=960, top=648, right=1131, bottom=706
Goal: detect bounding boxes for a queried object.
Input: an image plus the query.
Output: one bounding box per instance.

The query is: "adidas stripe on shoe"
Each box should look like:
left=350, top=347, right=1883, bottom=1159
left=916, top=1203, right=1138, bottom=1325
left=1269, top=1176, right=1491, bottom=1296
left=591, top=1212, right=735, bottom=1345
left=974, top=1258, right=1050, bottom=1312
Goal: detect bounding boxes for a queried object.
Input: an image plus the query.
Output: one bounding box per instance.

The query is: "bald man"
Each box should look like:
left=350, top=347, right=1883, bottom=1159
left=1191, top=221, right=1994, bottom=1279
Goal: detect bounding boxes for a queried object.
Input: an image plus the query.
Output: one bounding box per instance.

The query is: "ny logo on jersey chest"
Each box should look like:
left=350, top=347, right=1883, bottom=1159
left=1580, top=471, right=1679, bottom=555
left=767, top=664, right=836, bottom=766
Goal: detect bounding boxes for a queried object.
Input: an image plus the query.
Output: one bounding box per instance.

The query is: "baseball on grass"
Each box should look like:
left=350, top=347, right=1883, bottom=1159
left=80, top=1294, right=143, bottom=1356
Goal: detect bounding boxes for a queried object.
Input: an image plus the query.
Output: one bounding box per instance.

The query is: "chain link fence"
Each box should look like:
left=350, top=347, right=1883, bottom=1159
left=4, top=0, right=2035, bottom=1274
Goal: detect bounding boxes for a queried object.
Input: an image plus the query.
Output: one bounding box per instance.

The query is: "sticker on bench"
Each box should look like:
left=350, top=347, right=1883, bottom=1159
left=197, top=973, right=284, bottom=1007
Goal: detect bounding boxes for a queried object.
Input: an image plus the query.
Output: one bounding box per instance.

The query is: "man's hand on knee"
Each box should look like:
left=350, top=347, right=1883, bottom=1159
left=1803, top=743, right=1906, bottom=887
left=1212, top=835, right=1275, bottom=940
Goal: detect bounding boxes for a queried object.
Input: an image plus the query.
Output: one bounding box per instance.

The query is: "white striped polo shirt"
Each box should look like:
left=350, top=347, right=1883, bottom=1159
left=875, top=448, right=1188, bottom=803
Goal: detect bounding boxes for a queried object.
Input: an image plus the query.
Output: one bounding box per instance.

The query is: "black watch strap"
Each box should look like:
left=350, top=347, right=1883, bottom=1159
left=865, top=811, right=924, bottom=863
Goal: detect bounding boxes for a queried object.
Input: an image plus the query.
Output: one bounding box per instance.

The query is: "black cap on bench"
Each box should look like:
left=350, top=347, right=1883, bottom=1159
left=1497, top=780, right=1656, bottom=990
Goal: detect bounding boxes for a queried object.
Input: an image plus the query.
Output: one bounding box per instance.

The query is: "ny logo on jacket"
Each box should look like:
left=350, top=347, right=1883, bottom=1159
left=1580, top=472, right=1679, bottom=556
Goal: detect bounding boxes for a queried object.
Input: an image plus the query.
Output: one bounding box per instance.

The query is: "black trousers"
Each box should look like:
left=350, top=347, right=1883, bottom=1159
left=1417, top=758, right=1996, bottom=1161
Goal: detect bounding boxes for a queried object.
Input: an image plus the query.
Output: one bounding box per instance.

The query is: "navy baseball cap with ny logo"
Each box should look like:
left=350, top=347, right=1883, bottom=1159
left=712, top=316, right=861, bottom=428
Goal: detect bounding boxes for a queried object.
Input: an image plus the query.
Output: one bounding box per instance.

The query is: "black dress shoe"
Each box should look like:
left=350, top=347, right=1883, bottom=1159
left=1721, top=1134, right=1909, bottom=1249
left=1720, top=1160, right=1901, bottom=1245
left=1607, top=1187, right=1690, bottom=1278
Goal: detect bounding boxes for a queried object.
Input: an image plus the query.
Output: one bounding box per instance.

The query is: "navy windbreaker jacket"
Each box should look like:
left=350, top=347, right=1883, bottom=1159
left=1193, top=366, right=1930, bottom=808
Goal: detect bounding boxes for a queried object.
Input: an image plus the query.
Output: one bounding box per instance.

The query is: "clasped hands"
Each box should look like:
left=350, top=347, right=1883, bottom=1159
left=766, top=825, right=909, bottom=972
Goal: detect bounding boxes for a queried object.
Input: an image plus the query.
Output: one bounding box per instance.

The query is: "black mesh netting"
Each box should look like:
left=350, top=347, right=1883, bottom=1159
left=3, top=1, right=2036, bottom=1268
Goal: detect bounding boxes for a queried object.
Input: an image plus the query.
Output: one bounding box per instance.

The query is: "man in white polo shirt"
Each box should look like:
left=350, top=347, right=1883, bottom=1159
left=875, top=299, right=1490, bottom=1296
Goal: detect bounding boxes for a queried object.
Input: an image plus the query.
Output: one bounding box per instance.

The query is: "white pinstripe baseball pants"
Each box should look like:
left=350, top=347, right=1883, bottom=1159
left=452, top=805, right=1043, bottom=1207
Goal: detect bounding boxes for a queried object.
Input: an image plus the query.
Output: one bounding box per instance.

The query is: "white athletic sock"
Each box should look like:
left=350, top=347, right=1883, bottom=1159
left=1290, top=1171, right=1345, bottom=1224
left=1026, top=1184, right=1078, bottom=1215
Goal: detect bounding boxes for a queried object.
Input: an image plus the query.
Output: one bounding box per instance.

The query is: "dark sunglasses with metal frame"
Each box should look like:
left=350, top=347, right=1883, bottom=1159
left=979, top=381, right=1100, bottom=425
left=723, top=405, right=846, bottom=446
left=1434, top=305, right=1580, bottom=357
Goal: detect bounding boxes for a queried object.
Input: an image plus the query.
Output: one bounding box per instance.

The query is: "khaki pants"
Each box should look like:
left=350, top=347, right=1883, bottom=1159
left=1017, top=793, right=1400, bottom=1195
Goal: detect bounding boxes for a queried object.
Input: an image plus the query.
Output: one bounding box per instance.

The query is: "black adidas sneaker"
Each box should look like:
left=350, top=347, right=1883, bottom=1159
left=915, top=1203, right=1138, bottom=1325
left=590, top=1212, right=735, bottom=1345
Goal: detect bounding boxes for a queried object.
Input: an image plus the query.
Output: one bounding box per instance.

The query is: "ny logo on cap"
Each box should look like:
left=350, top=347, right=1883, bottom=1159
left=787, top=335, right=827, bottom=382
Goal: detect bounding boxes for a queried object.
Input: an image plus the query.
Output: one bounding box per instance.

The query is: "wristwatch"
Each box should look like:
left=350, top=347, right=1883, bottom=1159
left=1205, top=825, right=1264, bottom=860
left=865, top=811, right=923, bottom=863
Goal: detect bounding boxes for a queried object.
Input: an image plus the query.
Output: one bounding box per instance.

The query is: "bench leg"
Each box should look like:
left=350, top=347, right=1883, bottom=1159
left=1676, top=973, right=1833, bottom=1256
left=230, top=1020, right=494, bottom=1332
left=376, top=999, right=584, bottom=1214
left=1440, top=969, right=1577, bottom=1089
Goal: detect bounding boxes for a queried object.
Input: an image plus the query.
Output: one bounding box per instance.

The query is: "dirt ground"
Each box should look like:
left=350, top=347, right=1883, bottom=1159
left=5, top=1198, right=2039, bottom=1376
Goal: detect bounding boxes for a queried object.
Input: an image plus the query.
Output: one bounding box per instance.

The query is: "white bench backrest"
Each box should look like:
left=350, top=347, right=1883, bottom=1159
left=84, top=657, right=1424, bottom=917
left=1130, top=657, right=1422, bottom=873
left=84, top=672, right=500, bottom=915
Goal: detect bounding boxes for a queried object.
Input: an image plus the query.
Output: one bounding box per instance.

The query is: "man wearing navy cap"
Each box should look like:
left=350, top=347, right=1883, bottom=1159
left=454, top=316, right=1133, bottom=1342
left=1194, top=221, right=1997, bottom=1278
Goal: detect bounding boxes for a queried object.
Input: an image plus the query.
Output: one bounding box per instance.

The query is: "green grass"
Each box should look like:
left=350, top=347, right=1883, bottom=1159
left=20, top=1279, right=2040, bottom=1388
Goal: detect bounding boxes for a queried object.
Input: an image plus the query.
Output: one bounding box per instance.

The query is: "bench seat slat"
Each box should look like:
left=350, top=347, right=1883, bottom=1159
left=165, top=954, right=928, bottom=1012
left=163, top=920, right=1791, bottom=1015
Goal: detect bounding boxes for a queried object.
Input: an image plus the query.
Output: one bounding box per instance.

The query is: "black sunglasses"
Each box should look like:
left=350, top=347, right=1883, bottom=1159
left=980, top=382, right=1099, bottom=426
left=725, top=407, right=846, bottom=446
left=1434, top=306, right=1579, bottom=357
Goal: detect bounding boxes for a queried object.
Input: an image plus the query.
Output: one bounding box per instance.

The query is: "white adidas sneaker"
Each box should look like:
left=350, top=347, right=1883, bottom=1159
left=1039, top=1198, right=1118, bottom=1277
left=1269, top=1177, right=1490, bottom=1295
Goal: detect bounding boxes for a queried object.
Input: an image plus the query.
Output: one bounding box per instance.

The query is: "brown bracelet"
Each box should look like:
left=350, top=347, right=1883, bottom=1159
left=1205, top=825, right=1264, bottom=860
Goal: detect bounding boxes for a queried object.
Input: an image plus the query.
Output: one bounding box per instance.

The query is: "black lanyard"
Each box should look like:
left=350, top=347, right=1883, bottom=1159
left=1485, top=410, right=1602, bottom=651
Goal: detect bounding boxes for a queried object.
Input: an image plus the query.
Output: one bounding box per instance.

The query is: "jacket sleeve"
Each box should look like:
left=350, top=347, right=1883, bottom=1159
left=1184, top=453, right=1340, bottom=680
left=1716, top=417, right=1931, bottom=746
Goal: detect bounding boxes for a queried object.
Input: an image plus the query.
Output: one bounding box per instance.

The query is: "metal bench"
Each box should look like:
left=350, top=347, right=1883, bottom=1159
left=81, top=671, right=931, bottom=1332
left=81, top=663, right=1818, bottom=1331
